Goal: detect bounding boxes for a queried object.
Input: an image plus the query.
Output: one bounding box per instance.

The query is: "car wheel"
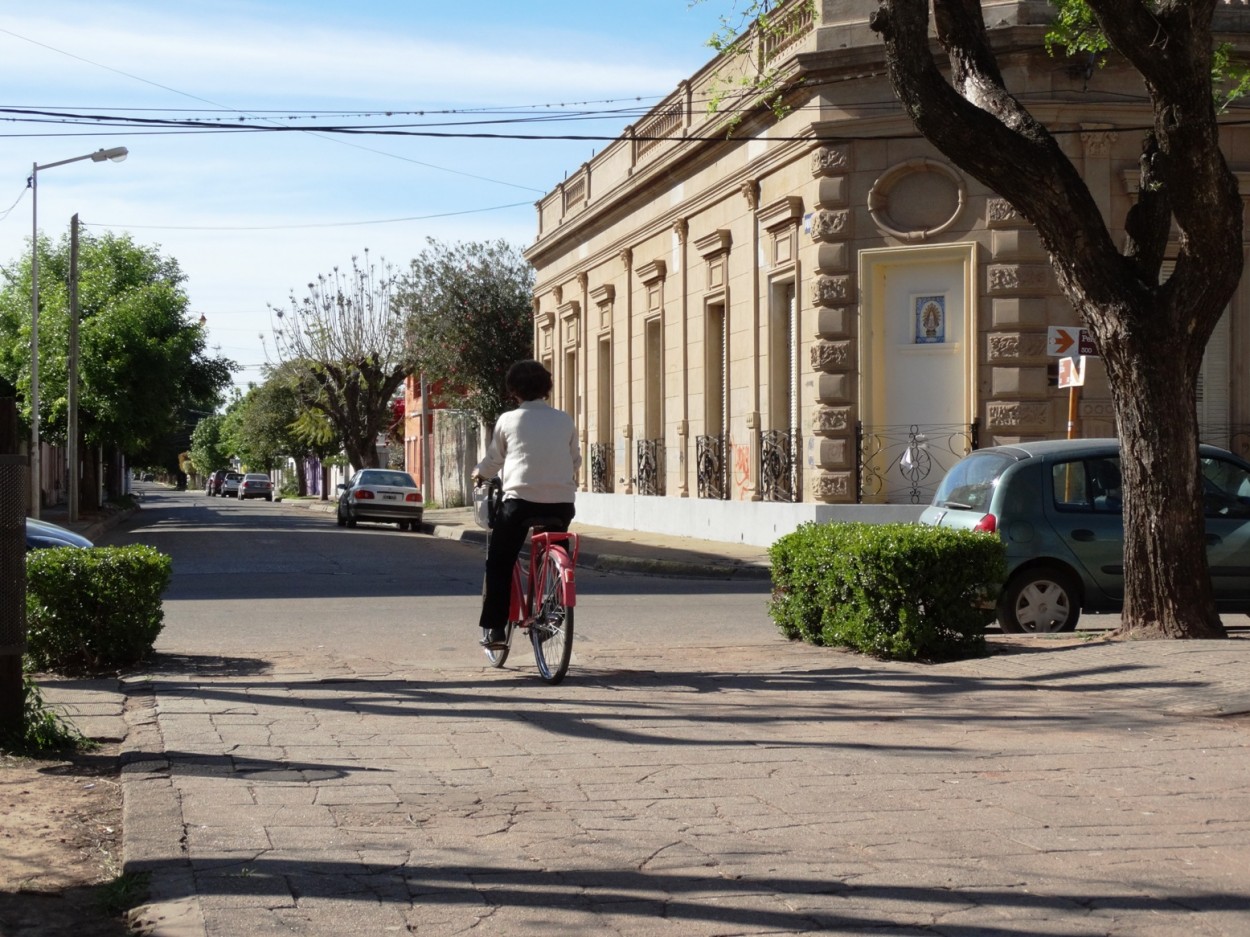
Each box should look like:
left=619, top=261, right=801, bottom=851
left=999, top=566, right=1082, bottom=633
left=267, top=495, right=273, bottom=502
left=346, top=507, right=357, bottom=528
left=336, top=506, right=347, bottom=527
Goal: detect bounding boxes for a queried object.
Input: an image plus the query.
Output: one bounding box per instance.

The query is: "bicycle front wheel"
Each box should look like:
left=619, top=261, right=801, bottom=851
left=531, top=546, right=574, bottom=685
left=484, top=623, right=513, bottom=668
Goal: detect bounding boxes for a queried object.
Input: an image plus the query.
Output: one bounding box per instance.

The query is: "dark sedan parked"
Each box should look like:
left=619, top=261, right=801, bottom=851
left=336, top=469, right=424, bottom=531
left=206, top=469, right=228, bottom=495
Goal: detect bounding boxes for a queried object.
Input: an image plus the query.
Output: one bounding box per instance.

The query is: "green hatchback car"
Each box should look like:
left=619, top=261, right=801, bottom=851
left=919, top=439, right=1250, bottom=632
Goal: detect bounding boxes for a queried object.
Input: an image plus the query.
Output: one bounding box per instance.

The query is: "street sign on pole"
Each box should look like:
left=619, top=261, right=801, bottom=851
left=1057, top=355, right=1086, bottom=388
left=1047, top=325, right=1098, bottom=357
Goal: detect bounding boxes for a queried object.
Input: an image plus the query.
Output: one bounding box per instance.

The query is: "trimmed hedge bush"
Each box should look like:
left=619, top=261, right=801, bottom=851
left=25, top=545, right=172, bottom=673
left=768, top=522, right=1005, bottom=661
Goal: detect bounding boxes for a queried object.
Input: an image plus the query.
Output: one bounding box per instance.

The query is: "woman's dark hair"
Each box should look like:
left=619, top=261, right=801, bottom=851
left=506, top=359, right=553, bottom=401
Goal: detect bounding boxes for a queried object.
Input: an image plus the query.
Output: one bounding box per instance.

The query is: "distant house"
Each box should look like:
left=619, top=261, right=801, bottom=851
left=522, top=0, right=1250, bottom=545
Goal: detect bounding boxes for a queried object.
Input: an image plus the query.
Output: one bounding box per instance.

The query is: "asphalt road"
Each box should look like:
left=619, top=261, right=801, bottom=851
left=107, top=486, right=778, bottom=668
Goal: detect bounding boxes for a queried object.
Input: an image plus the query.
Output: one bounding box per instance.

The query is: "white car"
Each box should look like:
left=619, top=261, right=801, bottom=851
left=220, top=471, right=245, bottom=497
left=336, top=469, right=424, bottom=531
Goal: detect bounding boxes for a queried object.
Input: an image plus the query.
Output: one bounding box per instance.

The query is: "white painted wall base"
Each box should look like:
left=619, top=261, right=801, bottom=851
left=573, top=492, right=926, bottom=548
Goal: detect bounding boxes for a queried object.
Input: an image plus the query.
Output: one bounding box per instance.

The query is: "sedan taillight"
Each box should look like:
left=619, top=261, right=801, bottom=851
left=354, top=490, right=375, bottom=500
left=405, top=493, right=422, bottom=503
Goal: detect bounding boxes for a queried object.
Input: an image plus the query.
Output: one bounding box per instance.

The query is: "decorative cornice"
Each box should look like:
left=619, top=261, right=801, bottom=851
left=693, top=229, right=732, bottom=258
left=636, top=258, right=667, bottom=285
left=576, top=272, right=589, bottom=291
left=619, top=247, right=633, bottom=269
left=673, top=218, right=689, bottom=243
left=558, top=300, right=581, bottom=319
left=590, top=283, right=616, bottom=306
left=758, top=195, right=804, bottom=232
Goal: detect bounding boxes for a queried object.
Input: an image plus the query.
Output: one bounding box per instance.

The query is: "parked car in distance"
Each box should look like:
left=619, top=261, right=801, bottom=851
left=336, top=469, right=424, bottom=531
left=26, top=517, right=93, bottom=550
left=220, top=471, right=245, bottom=498
left=206, top=469, right=228, bottom=495
left=238, top=473, right=274, bottom=501
left=920, top=438, right=1250, bottom=633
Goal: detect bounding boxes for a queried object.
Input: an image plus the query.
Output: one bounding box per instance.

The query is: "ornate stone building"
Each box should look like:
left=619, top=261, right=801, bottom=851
left=523, top=0, right=1250, bottom=544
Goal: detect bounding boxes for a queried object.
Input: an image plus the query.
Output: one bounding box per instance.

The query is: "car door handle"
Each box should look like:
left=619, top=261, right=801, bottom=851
left=1071, top=529, right=1096, bottom=542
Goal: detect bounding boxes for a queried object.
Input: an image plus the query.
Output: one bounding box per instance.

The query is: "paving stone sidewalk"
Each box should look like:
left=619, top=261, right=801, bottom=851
left=36, top=634, right=1249, bottom=937
left=33, top=494, right=1250, bottom=935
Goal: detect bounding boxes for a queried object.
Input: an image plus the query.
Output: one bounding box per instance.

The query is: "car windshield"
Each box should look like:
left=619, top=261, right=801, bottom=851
left=357, top=471, right=416, bottom=488
left=1201, top=456, right=1250, bottom=518
left=931, top=452, right=1016, bottom=510
left=244, top=474, right=268, bottom=481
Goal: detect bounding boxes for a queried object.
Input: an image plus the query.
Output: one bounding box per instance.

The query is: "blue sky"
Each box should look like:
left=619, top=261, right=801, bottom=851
left=0, top=1, right=735, bottom=394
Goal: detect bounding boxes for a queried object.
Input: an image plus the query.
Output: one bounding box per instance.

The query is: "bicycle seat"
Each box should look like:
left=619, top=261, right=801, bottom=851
left=528, top=516, right=570, bottom=533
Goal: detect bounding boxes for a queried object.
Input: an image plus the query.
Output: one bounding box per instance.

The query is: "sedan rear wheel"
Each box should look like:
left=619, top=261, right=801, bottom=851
left=346, top=507, right=358, bottom=528
left=999, top=565, right=1081, bottom=633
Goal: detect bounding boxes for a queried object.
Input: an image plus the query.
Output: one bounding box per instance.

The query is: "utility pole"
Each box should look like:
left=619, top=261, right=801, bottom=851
left=69, top=214, right=80, bottom=522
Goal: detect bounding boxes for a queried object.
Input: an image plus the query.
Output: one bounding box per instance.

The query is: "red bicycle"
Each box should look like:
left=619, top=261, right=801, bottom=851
left=482, top=522, right=579, bottom=685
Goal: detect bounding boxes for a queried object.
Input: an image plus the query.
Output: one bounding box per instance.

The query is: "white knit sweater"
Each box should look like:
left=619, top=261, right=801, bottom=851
left=473, top=400, right=581, bottom=503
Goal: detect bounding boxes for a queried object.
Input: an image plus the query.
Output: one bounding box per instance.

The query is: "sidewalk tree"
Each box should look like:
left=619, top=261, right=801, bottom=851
left=862, top=0, right=1242, bottom=640
left=398, top=239, right=534, bottom=426
left=269, top=251, right=413, bottom=471
left=0, top=232, right=235, bottom=505
left=697, top=2, right=1246, bottom=639
left=189, top=413, right=230, bottom=479
left=221, top=372, right=303, bottom=473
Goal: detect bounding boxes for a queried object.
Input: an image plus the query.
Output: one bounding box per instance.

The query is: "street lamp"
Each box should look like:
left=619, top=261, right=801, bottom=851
left=29, top=146, right=128, bottom=518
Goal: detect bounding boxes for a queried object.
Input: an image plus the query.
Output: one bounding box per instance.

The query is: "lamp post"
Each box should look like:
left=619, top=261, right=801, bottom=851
left=29, top=146, right=128, bottom=518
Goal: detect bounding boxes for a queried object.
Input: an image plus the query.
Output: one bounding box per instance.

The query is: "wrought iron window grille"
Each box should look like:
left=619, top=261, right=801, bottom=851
left=761, top=429, right=799, bottom=503
left=695, top=434, right=729, bottom=500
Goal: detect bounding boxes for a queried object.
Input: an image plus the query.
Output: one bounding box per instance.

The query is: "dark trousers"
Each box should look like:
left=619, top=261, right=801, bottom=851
left=478, top=498, right=575, bottom=632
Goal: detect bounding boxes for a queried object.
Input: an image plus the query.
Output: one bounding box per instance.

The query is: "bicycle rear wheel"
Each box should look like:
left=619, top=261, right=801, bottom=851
left=531, top=545, right=574, bottom=685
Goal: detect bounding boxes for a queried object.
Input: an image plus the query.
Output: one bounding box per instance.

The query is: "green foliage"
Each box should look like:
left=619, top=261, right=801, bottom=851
left=696, top=0, right=817, bottom=126
left=0, top=674, right=87, bottom=753
left=399, top=239, right=535, bottom=426
left=189, top=413, right=231, bottom=477
left=1046, top=0, right=1250, bottom=111
left=25, top=545, right=172, bottom=674
left=1044, top=0, right=1107, bottom=59
left=221, top=372, right=304, bottom=471
left=768, top=522, right=1005, bottom=662
left=97, top=871, right=150, bottom=917
left=0, top=232, right=235, bottom=461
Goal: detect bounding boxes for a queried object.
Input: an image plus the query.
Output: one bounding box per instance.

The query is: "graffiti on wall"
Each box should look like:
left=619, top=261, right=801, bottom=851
left=733, top=443, right=752, bottom=498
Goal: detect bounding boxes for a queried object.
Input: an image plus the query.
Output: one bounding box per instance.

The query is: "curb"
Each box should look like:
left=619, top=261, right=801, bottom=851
left=421, top=520, right=772, bottom=580
left=282, top=499, right=772, bottom=581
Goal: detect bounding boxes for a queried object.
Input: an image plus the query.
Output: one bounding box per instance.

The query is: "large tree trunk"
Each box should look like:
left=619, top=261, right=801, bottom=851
left=1110, top=326, right=1223, bottom=636
left=871, top=0, right=1242, bottom=639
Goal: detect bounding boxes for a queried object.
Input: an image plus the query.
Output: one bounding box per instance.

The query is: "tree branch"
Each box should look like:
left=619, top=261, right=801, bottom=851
left=870, top=1, right=1125, bottom=304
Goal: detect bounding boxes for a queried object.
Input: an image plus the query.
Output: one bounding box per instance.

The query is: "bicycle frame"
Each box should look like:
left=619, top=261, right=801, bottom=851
left=509, top=530, right=579, bottom=624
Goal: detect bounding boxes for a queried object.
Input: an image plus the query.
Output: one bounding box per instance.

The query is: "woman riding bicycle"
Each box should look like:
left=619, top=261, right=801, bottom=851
left=472, top=360, right=581, bottom=650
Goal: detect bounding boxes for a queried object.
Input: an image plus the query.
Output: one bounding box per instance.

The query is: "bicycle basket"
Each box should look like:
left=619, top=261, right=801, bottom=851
left=472, top=477, right=503, bottom=530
